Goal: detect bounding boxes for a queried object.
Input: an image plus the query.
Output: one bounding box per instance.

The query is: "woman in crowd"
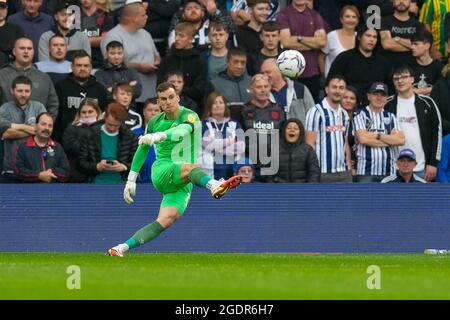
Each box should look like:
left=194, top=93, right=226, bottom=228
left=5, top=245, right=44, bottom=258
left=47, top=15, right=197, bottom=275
left=341, top=86, right=360, bottom=180
left=319, top=5, right=360, bottom=78
left=62, top=98, right=102, bottom=182
left=267, top=118, right=320, bottom=183
left=201, top=91, right=246, bottom=179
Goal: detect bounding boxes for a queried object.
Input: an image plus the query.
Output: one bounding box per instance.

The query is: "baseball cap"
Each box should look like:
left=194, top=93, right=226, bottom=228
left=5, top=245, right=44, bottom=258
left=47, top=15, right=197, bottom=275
left=55, top=0, right=79, bottom=12
left=0, top=0, right=8, bottom=9
left=368, top=82, right=388, bottom=95
left=398, top=149, right=416, bottom=161
left=233, top=158, right=254, bottom=173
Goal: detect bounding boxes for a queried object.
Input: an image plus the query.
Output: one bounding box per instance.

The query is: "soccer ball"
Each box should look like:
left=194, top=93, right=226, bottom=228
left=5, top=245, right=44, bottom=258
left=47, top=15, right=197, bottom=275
left=276, top=50, right=306, bottom=79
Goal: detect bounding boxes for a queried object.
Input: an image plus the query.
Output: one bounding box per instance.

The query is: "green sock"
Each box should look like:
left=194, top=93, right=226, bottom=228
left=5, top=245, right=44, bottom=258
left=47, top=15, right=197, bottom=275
left=125, top=221, right=165, bottom=249
left=188, top=167, right=212, bottom=188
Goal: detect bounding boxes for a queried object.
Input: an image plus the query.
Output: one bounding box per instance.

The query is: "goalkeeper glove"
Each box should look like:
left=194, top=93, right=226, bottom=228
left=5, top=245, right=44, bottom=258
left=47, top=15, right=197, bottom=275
left=123, top=171, right=138, bottom=204
left=138, top=132, right=166, bottom=146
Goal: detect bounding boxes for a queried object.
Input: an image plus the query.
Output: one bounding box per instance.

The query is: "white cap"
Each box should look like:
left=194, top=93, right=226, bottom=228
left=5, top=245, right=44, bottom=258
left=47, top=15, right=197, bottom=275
left=125, top=0, right=142, bottom=4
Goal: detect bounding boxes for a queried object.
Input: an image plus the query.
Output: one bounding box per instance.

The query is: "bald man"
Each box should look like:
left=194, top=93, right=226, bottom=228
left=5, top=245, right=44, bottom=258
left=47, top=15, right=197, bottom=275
left=260, top=58, right=315, bottom=125
left=101, top=2, right=161, bottom=103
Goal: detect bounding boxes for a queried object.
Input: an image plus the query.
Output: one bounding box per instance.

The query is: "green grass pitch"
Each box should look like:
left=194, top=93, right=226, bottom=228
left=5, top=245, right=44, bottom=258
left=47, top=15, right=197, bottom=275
left=1, top=252, right=450, bottom=299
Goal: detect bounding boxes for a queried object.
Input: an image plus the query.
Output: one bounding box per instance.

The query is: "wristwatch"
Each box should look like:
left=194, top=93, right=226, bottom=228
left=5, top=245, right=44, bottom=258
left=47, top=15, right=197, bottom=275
left=297, top=36, right=303, bottom=43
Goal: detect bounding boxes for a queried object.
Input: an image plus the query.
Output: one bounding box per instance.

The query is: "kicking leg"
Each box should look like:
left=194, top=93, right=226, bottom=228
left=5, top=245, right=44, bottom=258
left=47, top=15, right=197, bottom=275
left=181, top=163, right=242, bottom=199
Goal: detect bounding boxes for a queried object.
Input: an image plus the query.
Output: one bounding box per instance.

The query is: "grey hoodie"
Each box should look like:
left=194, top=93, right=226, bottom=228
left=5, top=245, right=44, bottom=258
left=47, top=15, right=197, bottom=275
left=0, top=62, right=59, bottom=118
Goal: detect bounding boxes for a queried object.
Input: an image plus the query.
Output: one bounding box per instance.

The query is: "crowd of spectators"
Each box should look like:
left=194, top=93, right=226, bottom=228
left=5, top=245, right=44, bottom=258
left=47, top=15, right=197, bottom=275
left=0, top=0, right=449, bottom=184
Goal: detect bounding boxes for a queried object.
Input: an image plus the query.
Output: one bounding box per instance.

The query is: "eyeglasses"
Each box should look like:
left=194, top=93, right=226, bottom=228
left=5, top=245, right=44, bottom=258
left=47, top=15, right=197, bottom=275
left=393, top=75, right=412, bottom=82
left=238, top=169, right=253, bottom=174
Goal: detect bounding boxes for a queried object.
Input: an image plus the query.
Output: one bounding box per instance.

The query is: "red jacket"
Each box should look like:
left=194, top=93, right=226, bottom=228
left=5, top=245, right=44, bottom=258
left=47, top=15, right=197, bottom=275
left=13, top=136, right=70, bottom=182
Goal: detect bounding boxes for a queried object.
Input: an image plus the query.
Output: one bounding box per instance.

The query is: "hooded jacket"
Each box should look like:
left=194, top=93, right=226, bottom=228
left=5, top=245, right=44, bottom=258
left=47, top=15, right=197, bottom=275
left=94, top=62, right=143, bottom=99
left=38, top=25, right=91, bottom=62
left=157, top=47, right=207, bottom=105
left=384, top=93, right=442, bottom=167
left=54, top=74, right=109, bottom=142
left=267, top=118, right=320, bottom=183
left=0, top=62, right=59, bottom=118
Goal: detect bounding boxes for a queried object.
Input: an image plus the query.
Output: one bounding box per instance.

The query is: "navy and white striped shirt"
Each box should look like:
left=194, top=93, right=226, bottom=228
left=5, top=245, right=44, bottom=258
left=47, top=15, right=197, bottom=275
left=353, top=106, right=401, bottom=176
left=305, top=98, right=349, bottom=173
left=230, top=0, right=280, bottom=21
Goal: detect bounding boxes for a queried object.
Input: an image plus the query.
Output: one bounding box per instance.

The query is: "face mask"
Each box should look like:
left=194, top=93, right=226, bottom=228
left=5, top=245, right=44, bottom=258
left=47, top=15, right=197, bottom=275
left=79, top=116, right=97, bottom=125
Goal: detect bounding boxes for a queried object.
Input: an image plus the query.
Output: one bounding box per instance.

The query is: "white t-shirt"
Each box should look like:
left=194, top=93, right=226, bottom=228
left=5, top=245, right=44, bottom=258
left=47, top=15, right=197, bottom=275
left=396, top=95, right=425, bottom=171
left=321, top=30, right=353, bottom=78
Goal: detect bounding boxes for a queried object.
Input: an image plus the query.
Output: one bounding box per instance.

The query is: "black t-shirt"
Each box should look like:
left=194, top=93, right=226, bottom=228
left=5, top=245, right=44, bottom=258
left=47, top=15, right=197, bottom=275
left=0, top=23, right=25, bottom=59
left=80, top=9, right=115, bottom=68
left=381, top=15, right=423, bottom=69
left=410, top=59, right=443, bottom=88
left=247, top=50, right=278, bottom=76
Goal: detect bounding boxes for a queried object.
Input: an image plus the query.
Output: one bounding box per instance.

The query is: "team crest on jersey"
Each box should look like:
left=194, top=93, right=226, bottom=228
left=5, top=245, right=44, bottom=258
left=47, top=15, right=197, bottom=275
left=383, top=117, right=391, bottom=125
left=187, top=114, right=196, bottom=123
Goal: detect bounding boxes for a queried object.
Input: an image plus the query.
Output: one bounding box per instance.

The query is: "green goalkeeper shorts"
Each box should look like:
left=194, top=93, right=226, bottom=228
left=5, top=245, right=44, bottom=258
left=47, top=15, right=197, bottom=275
left=151, top=160, right=193, bottom=215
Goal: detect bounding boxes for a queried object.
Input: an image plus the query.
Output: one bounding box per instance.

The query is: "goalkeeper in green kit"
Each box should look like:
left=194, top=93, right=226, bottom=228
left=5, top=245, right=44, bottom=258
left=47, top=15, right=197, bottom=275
left=107, top=83, right=242, bottom=257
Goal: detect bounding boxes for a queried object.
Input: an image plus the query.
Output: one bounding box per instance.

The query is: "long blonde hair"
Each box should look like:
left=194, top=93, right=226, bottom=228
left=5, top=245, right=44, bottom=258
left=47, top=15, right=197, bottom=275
left=442, top=62, right=450, bottom=77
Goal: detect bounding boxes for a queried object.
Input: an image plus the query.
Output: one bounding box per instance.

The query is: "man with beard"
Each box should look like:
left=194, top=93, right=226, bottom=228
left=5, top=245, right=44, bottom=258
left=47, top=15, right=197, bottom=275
left=38, top=1, right=91, bottom=61
left=167, top=0, right=233, bottom=54
left=0, top=37, right=59, bottom=117
left=328, top=25, right=392, bottom=106
left=235, top=0, right=270, bottom=56
left=35, top=35, right=72, bottom=84
left=380, top=0, right=423, bottom=70
left=305, top=75, right=352, bottom=183
left=13, top=112, right=70, bottom=182
left=0, top=75, right=46, bottom=182
left=54, top=50, right=109, bottom=142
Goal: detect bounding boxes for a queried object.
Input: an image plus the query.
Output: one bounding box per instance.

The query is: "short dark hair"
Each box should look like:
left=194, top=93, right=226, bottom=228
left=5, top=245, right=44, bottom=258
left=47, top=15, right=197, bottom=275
left=36, top=112, right=54, bottom=124
left=11, top=75, right=32, bottom=89
left=144, top=97, right=158, bottom=106
left=325, top=74, right=347, bottom=87
left=227, top=47, right=247, bottom=61
left=71, top=50, right=91, bottom=64
left=164, top=70, right=185, bottom=82
left=247, top=0, right=270, bottom=7
left=261, top=21, right=279, bottom=33
left=411, top=30, right=433, bottom=44
left=106, top=41, right=123, bottom=51
left=49, top=34, right=66, bottom=46
left=393, top=65, right=414, bottom=77
left=156, top=82, right=177, bottom=93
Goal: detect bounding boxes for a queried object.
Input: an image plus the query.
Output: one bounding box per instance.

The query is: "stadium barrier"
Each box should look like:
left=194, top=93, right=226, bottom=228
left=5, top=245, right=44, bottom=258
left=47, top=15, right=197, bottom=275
left=1, top=184, right=449, bottom=253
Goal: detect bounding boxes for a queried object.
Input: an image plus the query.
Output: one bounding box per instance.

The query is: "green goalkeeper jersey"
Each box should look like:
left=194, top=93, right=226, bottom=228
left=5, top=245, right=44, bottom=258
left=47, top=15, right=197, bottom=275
left=146, top=106, right=201, bottom=164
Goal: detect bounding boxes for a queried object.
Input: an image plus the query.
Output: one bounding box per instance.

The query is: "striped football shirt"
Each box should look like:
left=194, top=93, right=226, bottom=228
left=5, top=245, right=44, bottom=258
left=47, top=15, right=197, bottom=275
left=305, top=98, right=349, bottom=174
left=353, top=106, right=401, bottom=176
